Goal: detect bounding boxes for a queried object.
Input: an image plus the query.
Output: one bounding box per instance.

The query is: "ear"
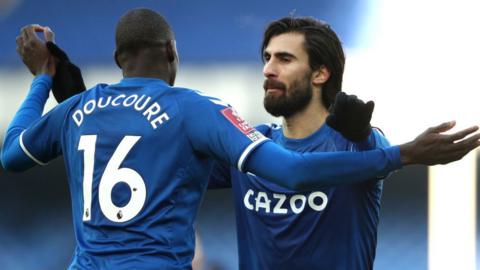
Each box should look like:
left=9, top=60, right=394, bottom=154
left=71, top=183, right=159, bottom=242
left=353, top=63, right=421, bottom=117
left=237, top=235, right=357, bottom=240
left=166, top=40, right=178, bottom=63
left=114, top=50, right=122, bottom=69
left=312, top=65, right=330, bottom=85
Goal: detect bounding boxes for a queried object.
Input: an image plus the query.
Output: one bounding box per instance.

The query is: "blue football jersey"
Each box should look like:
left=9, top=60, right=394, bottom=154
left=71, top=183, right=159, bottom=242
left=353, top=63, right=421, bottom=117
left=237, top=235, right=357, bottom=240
left=18, top=77, right=268, bottom=270
left=210, top=123, right=390, bottom=270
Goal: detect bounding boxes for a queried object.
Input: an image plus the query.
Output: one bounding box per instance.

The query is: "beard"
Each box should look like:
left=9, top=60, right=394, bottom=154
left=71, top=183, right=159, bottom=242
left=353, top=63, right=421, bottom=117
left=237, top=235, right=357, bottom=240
left=263, top=73, right=313, bottom=118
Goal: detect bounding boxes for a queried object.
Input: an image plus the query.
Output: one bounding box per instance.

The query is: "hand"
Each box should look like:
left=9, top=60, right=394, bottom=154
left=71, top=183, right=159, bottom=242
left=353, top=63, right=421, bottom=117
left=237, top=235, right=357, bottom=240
left=326, top=92, right=374, bottom=142
left=400, top=121, right=480, bottom=165
left=16, top=25, right=55, bottom=76
left=46, top=42, right=86, bottom=103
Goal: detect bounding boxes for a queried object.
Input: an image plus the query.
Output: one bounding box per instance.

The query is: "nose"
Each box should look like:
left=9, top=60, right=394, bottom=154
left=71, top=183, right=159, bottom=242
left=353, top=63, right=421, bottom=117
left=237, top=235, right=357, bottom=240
left=263, top=59, right=277, bottom=79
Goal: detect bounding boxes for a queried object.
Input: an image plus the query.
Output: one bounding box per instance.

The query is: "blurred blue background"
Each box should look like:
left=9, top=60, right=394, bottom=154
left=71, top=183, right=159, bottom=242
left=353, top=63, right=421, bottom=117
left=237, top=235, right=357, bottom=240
left=1, top=0, right=471, bottom=269
left=0, top=0, right=367, bottom=65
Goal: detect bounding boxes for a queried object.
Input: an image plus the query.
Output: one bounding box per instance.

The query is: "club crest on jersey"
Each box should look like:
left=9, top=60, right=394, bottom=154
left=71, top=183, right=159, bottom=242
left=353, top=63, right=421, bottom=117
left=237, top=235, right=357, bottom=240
left=221, top=107, right=254, bottom=134
left=220, top=107, right=265, bottom=142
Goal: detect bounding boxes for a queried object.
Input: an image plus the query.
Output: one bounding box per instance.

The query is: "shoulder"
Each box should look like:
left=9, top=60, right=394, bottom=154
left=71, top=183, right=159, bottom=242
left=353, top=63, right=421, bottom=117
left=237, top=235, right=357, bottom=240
left=173, top=87, right=229, bottom=105
left=322, top=124, right=349, bottom=143
left=323, top=124, right=390, bottom=149
left=60, top=83, right=108, bottom=110
left=371, top=127, right=391, bottom=148
left=254, top=123, right=281, bottom=137
left=50, top=92, right=84, bottom=116
left=171, top=88, right=234, bottom=118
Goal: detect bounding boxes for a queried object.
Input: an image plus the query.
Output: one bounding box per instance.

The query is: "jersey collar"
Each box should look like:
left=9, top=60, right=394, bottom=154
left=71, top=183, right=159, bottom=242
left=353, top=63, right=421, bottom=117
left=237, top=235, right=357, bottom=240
left=278, top=123, right=332, bottom=149
left=120, top=77, right=170, bottom=86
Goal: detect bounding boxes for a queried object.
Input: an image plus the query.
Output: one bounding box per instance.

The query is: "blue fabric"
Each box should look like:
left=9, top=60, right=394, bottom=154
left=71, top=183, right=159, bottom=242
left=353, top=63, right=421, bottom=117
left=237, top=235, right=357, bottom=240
left=0, top=1, right=366, bottom=66
left=244, top=130, right=400, bottom=190
left=1, top=75, right=51, bottom=171
left=3, top=75, right=401, bottom=269
left=1, top=77, right=267, bottom=269
left=211, top=124, right=395, bottom=270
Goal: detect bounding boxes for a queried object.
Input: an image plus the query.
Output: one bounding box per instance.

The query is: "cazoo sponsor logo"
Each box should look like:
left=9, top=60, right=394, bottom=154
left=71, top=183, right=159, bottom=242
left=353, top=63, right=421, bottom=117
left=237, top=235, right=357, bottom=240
left=243, top=189, right=328, bottom=214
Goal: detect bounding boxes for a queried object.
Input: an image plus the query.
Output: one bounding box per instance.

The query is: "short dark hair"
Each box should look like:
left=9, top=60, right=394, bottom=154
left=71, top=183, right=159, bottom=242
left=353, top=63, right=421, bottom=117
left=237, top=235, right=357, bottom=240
left=261, top=17, right=345, bottom=109
left=115, top=8, right=174, bottom=57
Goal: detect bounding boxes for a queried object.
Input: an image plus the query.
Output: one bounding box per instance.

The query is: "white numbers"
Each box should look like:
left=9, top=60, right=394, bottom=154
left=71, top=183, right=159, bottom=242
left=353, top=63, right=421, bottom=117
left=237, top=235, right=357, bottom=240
left=99, top=136, right=146, bottom=222
left=78, top=135, right=146, bottom=223
left=78, top=135, right=96, bottom=221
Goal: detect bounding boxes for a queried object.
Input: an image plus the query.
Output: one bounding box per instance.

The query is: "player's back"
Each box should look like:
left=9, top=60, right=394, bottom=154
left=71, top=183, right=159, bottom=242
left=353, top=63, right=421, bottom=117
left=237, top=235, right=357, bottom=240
left=60, top=78, right=211, bottom=269
left=17, top=75, right=266, bottom=269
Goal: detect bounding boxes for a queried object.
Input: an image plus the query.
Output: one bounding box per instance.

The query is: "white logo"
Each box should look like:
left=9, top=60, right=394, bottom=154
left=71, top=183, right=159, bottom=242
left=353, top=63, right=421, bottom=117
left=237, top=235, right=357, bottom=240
left=243, top=189, right=328, bottom=214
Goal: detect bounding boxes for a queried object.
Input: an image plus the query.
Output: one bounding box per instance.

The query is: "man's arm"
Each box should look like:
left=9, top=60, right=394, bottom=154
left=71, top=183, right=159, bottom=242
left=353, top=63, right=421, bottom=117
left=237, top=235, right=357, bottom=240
left=397, top=122, right=479, bottom=165
left=1, top=75, right=58, bottom=171
left=357, top=128, right=392, bottom=180
left=1, top=76, right=52, bottom=171
left=244, top=121, right=480, bottom=190
left=207, top=124, right=275, bottom=190
left=352, top=128, right=391, bottom=154
left=182, top=91, right=480, bottom=191
left=1, top=25, right=57, bottom=171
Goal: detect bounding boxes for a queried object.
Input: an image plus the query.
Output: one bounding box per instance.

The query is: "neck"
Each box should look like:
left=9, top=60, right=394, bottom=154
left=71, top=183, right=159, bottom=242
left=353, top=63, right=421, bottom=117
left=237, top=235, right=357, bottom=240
left=120, top=55, right=173, bottom=85
left=123, top=69, right=171, bottom=83
left=282, top=96, right=328, bottom=139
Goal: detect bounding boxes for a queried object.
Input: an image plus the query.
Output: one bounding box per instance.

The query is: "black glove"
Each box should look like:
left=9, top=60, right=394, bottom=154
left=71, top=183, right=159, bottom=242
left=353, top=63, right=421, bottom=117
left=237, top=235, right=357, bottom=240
left=46, top=41, right=86, bottom=103
left=326, top=92, right=374, bottom=142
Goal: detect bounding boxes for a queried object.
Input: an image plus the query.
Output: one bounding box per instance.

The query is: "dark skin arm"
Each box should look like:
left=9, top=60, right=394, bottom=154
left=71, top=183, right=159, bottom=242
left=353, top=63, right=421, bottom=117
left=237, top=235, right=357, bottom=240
left=400, top=121, right=480, bottom=165
left=16, top=24, right=56, bottom=77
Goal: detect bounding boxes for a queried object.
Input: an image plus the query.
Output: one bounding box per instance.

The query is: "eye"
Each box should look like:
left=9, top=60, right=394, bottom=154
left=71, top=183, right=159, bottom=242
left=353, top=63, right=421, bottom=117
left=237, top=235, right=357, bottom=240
left=279, top=55, right=292, bottom=63
left=263, top=54, right=271, bottom=62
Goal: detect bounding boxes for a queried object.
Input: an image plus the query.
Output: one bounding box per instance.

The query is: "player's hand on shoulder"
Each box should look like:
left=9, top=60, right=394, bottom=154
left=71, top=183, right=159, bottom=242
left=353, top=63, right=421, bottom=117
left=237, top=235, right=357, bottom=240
left=400, top=121, right=480, bottom=165
left=46, top=42, right=86, bottom=103
left=16, top=24, right=55, bottom=77
left=326, top=91, right=374, bottom=142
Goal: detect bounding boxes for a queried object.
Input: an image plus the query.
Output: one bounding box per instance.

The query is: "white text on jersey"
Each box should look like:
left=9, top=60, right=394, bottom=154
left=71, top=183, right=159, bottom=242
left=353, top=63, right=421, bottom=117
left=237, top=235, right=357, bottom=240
left=243, top=189, right=328, bottom=214
left=72, top=94, right=170, bottom=129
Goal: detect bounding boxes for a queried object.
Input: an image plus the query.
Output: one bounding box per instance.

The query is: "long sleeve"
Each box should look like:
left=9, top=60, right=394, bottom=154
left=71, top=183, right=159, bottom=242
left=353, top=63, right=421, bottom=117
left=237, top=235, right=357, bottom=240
left=1, top=75, right=52, bottom=171
left=244, top=140, right=402, bottom=190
